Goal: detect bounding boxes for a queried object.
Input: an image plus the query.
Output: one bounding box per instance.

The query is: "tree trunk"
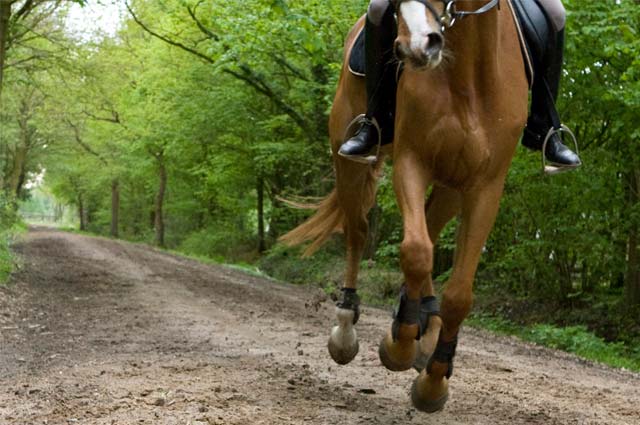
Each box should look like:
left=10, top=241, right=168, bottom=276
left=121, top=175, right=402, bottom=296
left=581, top=260, right=593, bottom=294
left=7, top=145, right=27, bottom=197
left=154, top=156, right=166, bottom=247
left=5, top=98, right=35, bottom=199
left=0, top=0, right=11, bottom=101
left=257, top=176, right=266, bottom=253
left=54, top=203, right=63, bottom=222
left=111, top=179, right=119, bottom=238
left=78, top=193, right=86, bottom=231
left=625, top=169, right=640, bottom=307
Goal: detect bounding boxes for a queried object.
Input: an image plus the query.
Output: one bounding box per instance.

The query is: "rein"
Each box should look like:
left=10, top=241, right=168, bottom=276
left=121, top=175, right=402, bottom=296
left=396, top=0, right=500, bottom=32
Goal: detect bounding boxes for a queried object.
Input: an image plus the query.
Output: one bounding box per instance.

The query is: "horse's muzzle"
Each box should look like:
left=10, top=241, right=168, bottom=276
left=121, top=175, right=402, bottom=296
left=394, top=32, right=444, bottom=69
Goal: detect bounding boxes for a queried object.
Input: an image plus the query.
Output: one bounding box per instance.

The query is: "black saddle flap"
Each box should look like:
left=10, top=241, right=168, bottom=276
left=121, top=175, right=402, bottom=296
left=348, top=27, right=366, bottom=77
left=512, top=0, right=552, bottom=69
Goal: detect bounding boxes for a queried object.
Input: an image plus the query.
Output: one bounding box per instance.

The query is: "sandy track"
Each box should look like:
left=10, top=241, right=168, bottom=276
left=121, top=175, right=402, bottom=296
left=0, top=228, right=638, bottom=424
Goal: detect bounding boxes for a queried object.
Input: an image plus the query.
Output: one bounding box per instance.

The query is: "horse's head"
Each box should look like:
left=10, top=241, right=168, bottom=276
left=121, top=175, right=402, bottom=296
left=393, top=0, right=450, bottom=70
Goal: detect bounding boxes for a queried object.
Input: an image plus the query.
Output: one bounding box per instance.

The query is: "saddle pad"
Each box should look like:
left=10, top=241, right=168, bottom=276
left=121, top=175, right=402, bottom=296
left=348, top=26, right=365, bottom=77
left=348, top=0, right=533, bottom=87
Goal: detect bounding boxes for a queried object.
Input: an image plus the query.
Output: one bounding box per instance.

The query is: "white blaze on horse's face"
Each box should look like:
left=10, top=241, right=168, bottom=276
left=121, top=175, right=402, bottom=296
left=395, top=1, right=445, bottom=69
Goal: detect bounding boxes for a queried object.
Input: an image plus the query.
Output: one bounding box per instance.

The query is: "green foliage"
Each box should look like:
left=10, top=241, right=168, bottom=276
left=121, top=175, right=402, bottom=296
left=178, top=225, right=254, bottom=263
left=258, top=243, right=404, bottom=307
left=481, top=147, right=625, bottom=301
left=468, top=314, right=640, bottom=372
left=257, top=242, right=345, bottom=288
left=0, top=194, right=23, bottom=284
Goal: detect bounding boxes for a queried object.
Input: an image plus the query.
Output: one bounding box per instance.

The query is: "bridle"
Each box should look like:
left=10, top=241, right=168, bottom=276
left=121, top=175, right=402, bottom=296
left=394, top=0, right=500, bottom=32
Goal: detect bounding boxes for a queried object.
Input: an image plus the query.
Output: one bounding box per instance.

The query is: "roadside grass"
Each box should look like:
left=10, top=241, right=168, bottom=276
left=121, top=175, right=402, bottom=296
left=467, top=314, right=640, bottom=372
left=58, top=226, right=275, bottom=281
left=0, top=222, right=27, bottom=284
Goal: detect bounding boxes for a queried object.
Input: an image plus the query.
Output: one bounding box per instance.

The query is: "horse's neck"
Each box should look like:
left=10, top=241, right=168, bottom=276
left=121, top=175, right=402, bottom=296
left=445, top=8, right=503, bottom=90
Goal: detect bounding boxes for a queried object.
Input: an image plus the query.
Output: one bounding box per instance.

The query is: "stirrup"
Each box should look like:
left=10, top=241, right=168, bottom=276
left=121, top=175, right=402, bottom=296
left=339, top=114, right=382, bottom=165
left=541, top=124, right=580, bottom=176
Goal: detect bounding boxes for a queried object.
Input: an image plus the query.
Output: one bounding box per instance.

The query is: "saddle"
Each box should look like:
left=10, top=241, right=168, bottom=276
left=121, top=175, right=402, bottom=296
left=348, top=0, right=552, bottom=88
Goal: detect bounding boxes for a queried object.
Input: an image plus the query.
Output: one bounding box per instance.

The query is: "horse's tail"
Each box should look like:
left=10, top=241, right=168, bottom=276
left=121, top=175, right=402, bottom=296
left=280, top=161, right=382, bottom=257
left=279, top=188, right=344, bottom=257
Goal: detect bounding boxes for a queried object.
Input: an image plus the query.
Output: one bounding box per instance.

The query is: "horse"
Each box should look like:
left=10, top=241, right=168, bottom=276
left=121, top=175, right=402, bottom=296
left=281, top=0, right=528, bottom=412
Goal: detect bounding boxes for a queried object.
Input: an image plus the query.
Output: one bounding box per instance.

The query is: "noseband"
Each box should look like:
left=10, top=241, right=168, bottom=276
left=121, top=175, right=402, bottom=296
left=395, top=0, right=500, bottom=32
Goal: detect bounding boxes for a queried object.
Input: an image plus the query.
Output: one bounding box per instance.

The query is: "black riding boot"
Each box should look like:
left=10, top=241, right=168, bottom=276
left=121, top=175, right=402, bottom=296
left=522, top=29, right=581, bottom=169
left=338, top=10, right=396, bottom=162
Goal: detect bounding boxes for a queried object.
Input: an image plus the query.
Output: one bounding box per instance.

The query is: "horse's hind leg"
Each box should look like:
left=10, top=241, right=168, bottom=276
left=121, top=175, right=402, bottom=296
left=411, top=179, right=505, bottom=413
left=328, top=156, right=380, bottom=365
left=414, top=185, right=461, bottom=371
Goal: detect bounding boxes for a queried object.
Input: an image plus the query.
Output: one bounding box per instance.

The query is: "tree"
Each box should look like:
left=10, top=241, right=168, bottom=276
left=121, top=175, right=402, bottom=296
left=0, top=0, right=86, bottom=99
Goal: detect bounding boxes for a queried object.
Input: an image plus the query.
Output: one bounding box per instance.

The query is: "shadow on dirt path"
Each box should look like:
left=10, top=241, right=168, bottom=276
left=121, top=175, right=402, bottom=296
left=0, top=228, right=638, bottom=424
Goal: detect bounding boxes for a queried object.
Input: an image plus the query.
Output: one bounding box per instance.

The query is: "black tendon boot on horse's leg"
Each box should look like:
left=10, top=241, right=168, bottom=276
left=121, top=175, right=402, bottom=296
left=522, top=28, right=581, bottom=170
left=378, top=287, right=420, bottom=371
left=338, top=10, right=396, bottom=163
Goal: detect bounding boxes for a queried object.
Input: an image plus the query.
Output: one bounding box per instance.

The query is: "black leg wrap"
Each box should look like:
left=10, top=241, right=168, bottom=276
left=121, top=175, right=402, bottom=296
left=336, top=288, right=360, bottom=325
left=426, top=333, right=458, bottom=379
left=391, top=287, right=420, bottom=341
left=419, top=296, right=440, bottom=338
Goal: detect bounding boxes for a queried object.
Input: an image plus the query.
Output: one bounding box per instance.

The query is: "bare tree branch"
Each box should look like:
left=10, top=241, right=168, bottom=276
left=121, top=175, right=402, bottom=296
left=125, top=1, right=311, bottom=133
left=186, top=1, right=220, bottom=42
left=125, top=1, right=214, bottom=65
left=64, top=118, right=109, bottom=165
left=223, top=65, right=309, bottom=131
left=82, top=108, right=120, bottom=125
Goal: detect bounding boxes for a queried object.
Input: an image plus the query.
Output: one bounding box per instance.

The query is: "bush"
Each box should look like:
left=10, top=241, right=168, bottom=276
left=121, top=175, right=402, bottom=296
left=468, top=314, right=640, bottom=371
left=179, top=225, right=255, bottom=262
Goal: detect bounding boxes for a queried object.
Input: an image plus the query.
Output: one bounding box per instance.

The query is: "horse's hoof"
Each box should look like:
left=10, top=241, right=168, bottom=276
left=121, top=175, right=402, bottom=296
left=378, top=332, right=417, bottom=372
left=328, top=325, right=359, bottom=365
left=413, top=314, right=440, bottom=372
left=413, top=351, right=429, bottom=373
left=411, top=370, right=449, bottom=413
left=413, top=333, right=438, bottom=372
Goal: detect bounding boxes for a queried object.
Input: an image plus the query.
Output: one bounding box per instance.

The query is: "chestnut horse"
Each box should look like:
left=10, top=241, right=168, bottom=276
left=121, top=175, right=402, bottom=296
left=282, top=0, right=527, bottom=412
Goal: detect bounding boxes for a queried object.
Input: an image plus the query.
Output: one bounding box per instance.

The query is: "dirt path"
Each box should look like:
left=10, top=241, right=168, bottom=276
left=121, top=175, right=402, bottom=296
left=0, top=228, right=638, bottom=425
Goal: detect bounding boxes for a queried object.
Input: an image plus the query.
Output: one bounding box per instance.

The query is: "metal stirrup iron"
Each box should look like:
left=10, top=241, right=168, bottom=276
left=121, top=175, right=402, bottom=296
left=541, top=124, right=579, bottom=175
left=342, top=114, right=383, bottom=165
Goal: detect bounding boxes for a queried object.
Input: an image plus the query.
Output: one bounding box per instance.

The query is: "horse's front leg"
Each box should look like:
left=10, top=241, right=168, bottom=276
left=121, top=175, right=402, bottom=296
left=413, top=185, right=462, bottom=371
left=378, top=153, right=432, bottom=371
left=411, top=178, right=506, bottom=413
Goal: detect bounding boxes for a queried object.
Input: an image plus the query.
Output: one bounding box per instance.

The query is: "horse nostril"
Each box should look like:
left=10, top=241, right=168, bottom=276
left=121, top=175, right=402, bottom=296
left=426, top=32, right=444, bottom=56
